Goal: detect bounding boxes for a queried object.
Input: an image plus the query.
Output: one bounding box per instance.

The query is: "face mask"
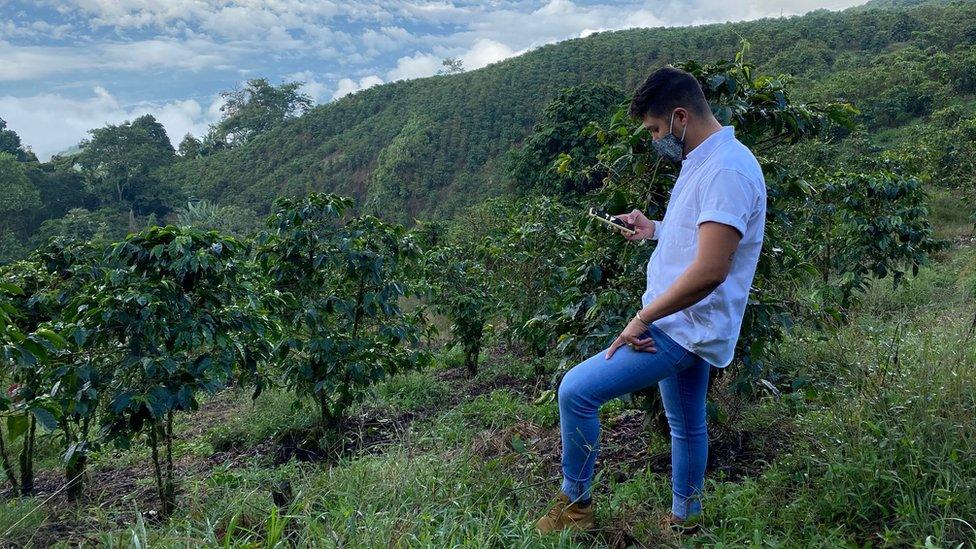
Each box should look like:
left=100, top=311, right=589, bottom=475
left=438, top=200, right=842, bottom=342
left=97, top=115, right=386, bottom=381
left=651, top=110, right=687, bottom=163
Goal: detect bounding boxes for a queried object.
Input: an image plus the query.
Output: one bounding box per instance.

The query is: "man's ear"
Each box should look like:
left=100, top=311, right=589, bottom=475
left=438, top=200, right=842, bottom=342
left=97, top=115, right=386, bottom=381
left=673, top=107, right=690, bottom=127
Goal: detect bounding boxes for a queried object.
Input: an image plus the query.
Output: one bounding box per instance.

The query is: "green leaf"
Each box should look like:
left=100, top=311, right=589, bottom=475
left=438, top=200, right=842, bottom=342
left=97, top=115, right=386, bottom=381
left=0, top=282, right=24, bottom=296
left=110, top=391, right=134, bottom=413
left=31, top=408, right=58, bottom=431
left=6, top=414, right=28, bottom=441
left=35, top=328, right=68, bottom=349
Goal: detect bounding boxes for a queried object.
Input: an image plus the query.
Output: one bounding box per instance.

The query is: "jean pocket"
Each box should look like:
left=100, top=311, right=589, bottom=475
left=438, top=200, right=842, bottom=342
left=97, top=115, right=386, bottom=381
left=648, top=324, right=681, bottom=354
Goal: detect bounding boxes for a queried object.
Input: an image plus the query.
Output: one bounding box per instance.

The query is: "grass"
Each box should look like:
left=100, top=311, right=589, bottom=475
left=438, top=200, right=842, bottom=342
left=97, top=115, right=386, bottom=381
left=2, top=214, right=974, bottom=547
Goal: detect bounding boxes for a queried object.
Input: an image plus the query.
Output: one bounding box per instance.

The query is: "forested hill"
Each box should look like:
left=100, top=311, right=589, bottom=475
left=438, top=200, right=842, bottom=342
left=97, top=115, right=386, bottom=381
left=159, top=0, right=975, bottom=223
left=1, top=0, right=974, bottom=261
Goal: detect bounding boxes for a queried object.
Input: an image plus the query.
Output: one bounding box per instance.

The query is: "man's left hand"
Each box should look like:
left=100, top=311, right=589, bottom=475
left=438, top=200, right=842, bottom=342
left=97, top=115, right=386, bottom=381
left=605, top=316, right=656, bottom=359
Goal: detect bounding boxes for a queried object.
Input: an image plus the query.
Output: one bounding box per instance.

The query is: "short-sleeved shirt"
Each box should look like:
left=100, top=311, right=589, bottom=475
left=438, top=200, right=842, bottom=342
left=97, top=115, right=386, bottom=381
left=641, top=126, right=766, bottom=368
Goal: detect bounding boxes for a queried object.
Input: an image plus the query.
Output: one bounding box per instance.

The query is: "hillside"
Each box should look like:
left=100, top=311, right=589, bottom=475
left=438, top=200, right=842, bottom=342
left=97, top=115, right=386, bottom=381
left=158, top=1, right=976, bottom=223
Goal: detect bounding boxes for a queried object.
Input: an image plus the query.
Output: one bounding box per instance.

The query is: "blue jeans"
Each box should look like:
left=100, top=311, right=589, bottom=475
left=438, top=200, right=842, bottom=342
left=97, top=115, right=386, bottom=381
left=558, top=323, right=710, bottom=519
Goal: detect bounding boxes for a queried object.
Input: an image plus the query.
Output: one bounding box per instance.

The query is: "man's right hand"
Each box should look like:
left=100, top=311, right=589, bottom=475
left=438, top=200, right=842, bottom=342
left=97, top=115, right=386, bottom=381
left=613, top=209, right=655, bottom=241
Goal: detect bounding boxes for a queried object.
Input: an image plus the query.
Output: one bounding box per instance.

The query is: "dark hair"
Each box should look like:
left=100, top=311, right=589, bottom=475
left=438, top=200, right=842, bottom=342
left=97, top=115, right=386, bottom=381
left=628, top=66, right=711, bottom=119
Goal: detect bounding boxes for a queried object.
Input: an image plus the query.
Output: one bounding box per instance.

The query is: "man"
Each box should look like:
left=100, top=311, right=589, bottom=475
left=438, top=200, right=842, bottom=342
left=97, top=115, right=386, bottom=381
left=534, top=66, right=766, bottom=536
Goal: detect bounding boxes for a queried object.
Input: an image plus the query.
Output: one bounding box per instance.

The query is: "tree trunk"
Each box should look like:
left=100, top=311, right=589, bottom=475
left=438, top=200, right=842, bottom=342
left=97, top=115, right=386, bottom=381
left=352, top=274, right=366, bottom=339
left=0, top=424, right=18, bottom=493
left=464, top=323, right=484, bottom=377
left=18, top=417, right=35, bottom=496
left=65, top=454, right=87, bottom=502
left=148, top=423, right=172, bottom=517
left=164, top=412, right=175, bottom=515
left=318, top=391, right=336, bottom=431
left=128, top=207, right=137, bottom=233
left=464, top=348, right=477, bottom=377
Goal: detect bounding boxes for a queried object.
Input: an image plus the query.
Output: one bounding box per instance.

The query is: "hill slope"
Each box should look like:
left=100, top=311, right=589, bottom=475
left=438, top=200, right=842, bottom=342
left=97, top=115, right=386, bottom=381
left=160, top=1, right=976, bottom=222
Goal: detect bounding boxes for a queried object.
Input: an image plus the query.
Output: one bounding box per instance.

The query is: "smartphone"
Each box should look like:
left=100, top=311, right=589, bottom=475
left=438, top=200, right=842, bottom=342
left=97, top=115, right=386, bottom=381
left=588, top=207, right=637, bottom=236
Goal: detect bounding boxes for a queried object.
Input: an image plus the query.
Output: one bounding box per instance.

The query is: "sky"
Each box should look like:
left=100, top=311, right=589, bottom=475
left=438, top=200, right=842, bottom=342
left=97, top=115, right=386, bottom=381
left=0, top=0, right=867, bottom=160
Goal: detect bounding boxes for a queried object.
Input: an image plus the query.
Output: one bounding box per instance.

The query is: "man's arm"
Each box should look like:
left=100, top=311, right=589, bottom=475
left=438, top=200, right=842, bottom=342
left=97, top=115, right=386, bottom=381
left=638, top=221, right=741, bottom=322
left=605, top=221, right=741, bottom=358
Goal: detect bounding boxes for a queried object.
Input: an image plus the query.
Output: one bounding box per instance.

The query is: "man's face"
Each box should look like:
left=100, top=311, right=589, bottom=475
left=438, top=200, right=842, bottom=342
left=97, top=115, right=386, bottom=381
left=642, top=108, right=688, bottom=140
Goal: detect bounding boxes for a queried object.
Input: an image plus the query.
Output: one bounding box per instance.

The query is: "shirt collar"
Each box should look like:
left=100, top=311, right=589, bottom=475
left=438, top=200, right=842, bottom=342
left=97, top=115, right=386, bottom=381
left=682, top=125, right=735, bottom=167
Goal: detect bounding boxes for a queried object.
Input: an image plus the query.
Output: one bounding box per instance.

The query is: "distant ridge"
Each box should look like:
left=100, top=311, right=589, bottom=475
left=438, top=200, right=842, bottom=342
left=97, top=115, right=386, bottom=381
left=158, top=0, right=975, bottom=222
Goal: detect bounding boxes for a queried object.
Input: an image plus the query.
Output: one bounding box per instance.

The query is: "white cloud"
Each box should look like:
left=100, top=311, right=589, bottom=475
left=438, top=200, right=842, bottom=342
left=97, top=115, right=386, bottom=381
left=284, top=70, right=331, bottom=103
left=386, top=51, right=442, bottom=82
left=0, top=87, right=225, bottom=160
left=0, top=38, right=230, bottom=81
left=460, top=38, right=516, bottom=71
left=383, top=38, right=518, bottom=83
left=534, top=0, right=577, bottom=17
left=361, top=26, right=418, bottom=55
left=331, top=75, right=383, bottom=100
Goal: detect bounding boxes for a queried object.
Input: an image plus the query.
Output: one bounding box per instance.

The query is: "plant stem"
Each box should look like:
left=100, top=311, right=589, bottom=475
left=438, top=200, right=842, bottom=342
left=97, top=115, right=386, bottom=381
left=148, top=423, right=167, bottom=516
left=165, top=410, right=175, bottom=513
left=352, top=273, right=366, bottom=338
left=0, top=422, right=19, bottom=493
left=18, top=416, right=35, bottom=496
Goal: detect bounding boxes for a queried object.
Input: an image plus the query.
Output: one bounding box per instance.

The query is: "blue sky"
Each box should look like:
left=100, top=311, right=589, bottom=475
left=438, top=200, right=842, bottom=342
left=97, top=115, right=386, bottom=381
left=0, top=0, right=866, bottom=160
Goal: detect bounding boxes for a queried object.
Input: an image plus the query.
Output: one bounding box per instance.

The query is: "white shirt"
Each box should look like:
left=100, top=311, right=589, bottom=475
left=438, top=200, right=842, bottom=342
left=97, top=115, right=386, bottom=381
left=641, top=126, right=766, bottom=368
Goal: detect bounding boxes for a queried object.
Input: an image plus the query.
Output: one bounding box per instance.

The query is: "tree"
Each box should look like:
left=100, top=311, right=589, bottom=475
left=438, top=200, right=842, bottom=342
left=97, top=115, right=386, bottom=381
left=0, top=153, right=42, bottom=263
left=803, top=170, right=944, bottom=307
left=29, top=166, right=92, bottom=225
left=25, top=240, right=111, bottom=501
left=0, top=117, right=35, bottom=163
left=177, top=134, right=203, bottom=159
left=494, top=197, right=583, bottom=368
left=32, top=208, right=115, bottom=247
left=77, top=115, right=178, bottom=222
left=260, top=193, right=429, bottom=428
left=425, top=245, right=497, bottom=376
left=74, top=226, right=271, bottom=515
left=0, top=258, right=71, bottom=496
left=439, top=58, right=465, bottom=75
left=210, top=79, right=313, bottom=147
left=507, top=83, right=626, bottom=197
left=364, top=116, right=434, bottom=221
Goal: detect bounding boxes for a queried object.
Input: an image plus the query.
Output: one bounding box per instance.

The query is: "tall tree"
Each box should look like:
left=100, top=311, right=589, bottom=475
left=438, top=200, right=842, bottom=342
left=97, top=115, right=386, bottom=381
left=0, top=153, right=41, bottom=262
left=77, top=114, right=178, bottom=225
left=210, top=79, right=313, bottom=147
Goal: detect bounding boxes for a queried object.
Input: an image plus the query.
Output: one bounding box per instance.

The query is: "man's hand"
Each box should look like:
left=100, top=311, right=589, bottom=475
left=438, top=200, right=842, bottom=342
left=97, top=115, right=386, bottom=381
left=613, top=209, right=655, bottom=241
left=605, top=316, right=656, bottom=359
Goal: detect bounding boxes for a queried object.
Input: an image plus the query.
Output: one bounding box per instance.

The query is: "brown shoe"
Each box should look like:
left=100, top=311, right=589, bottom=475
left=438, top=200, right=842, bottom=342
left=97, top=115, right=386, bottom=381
left=534, top=493, right=595, bottom=534
left=659, top=512, right=702, bottom=536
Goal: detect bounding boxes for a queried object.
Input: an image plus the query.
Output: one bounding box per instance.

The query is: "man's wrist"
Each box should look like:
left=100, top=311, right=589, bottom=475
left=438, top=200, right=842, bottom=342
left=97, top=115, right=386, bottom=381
left=650, top=220, right=662, bottom=241
left=635, top=309, right=650, bottom=326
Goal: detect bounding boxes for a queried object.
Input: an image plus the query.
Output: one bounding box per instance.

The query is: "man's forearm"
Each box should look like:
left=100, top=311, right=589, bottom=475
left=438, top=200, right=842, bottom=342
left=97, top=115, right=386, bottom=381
left=638, top=262, right=724, bottom=324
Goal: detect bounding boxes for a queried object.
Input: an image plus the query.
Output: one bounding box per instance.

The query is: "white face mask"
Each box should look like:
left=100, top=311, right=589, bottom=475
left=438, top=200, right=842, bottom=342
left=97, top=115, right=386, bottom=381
left=651, top=110, right=687, bottom=163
